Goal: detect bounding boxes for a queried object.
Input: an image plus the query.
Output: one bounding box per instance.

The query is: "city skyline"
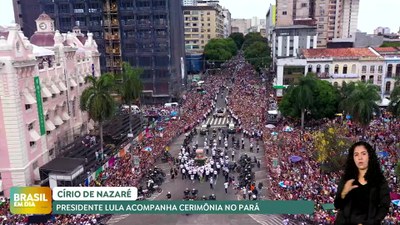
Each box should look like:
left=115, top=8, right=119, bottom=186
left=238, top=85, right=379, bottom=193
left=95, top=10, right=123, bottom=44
left=0, top=0, right=399, bottom=35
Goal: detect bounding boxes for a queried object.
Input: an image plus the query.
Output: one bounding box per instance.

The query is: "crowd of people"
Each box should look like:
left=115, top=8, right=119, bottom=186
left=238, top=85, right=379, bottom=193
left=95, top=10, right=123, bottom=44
left=225, top=55, right=400, bottom=224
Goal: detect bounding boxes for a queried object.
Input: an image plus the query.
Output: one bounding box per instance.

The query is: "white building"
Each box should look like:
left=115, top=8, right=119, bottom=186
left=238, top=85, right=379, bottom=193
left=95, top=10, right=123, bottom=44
left=222, top=8, right=231, bottom=38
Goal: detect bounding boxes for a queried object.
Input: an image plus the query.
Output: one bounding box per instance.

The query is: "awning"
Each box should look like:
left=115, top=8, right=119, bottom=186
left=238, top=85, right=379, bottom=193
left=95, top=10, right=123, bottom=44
left=41, top=86, right=52, bottom=98
left=29, top=129, right=41, bottom=142
left=62, top=112, right=71, bottom=121
left=50, top=84, right=60, bottom=95
left=70, top=79, right=78, bottom=87
left=24, top=92, right=37, bottom=104
left=78, top=76, right=85, bottom=83
left=58, top=82, right=67, bottom=91
left=25, top=117, right=36, bottom=125
left=46, top=120, right=56, bottom=131
left=54, top=116, right=63, bottom=126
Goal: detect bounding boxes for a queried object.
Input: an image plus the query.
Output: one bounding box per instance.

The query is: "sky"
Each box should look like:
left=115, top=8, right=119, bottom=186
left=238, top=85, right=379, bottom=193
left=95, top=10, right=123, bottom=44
left=0, top=0, right=399, bottom=34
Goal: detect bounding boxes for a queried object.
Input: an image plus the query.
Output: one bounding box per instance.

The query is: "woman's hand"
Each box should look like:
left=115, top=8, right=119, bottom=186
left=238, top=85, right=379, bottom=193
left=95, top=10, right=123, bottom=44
left=341, top=179, right=358, bottom=199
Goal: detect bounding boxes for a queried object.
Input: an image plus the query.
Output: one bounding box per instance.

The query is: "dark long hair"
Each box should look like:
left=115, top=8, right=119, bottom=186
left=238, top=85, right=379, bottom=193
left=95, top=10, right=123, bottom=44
left=342, top=141, right=385, bottom=186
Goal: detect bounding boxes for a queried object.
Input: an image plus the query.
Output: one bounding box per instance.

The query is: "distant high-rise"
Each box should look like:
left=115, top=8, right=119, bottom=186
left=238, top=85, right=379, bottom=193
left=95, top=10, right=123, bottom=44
left=374, top=27, right=391, bottom=35
left=15, top=0, right=186, bottom=103
left=273, top=0, right=360, bottom=48
left=182, top=0, right=197, bottom=6
left=222, top=8, right=231, bottom=38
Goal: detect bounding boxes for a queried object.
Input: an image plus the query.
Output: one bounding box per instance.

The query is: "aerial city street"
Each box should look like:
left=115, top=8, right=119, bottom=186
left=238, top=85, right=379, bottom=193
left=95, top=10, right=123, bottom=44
left=0, top=0, right=400, bottom=225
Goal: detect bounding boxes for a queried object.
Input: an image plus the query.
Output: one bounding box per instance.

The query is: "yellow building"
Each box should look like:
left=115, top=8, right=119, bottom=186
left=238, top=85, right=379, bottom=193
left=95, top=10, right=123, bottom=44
left=183, top=5, right=225, bottom=53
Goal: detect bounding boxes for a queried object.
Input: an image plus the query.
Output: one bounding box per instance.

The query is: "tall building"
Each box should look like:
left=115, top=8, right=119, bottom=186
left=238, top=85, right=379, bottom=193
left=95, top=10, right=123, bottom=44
left=183, top=5, right=224, bottom=53
left=12, top=0, right=41, bottom=38
left=273, top=0, right=360, bottom=48
left=15, top=0, right=186, bottom=104
left=231, top=19, right=252, bottom=35
left=0, top=15, right=100, bottom=196
left=222, top=8, right=231, bottom=38
left=374, top=27, right=391, bottom=35
left=266, top=4, right=276, bottom=45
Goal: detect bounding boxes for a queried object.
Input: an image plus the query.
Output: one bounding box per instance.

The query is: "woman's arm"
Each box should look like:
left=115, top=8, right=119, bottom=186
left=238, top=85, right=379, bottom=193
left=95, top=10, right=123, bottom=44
left=371, top=180, right=391, bottom=224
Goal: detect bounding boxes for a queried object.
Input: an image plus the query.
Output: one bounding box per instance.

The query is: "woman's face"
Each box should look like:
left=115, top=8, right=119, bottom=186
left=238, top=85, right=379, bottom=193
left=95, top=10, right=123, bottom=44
left=353, top=145, right=369, bottom=171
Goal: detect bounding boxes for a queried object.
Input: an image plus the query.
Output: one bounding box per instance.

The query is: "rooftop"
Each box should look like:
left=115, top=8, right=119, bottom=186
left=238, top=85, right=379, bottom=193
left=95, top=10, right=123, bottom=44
left=302, top=48, right=378, bottom=59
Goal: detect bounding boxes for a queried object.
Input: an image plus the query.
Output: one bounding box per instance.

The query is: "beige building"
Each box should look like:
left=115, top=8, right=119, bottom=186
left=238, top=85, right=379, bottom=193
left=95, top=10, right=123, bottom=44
left=231, top=19, right=252, bottom=35
left=274, top=0, right=360, bottom=48
left=183, top=5, right=224, bottom=53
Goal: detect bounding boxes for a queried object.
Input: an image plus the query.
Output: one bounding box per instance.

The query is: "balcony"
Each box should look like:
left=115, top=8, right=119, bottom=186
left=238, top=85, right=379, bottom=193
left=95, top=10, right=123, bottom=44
left=106, top=48, right=121, bottom=55
left=104, top=33, right=120, bottom=41
left=104, top=20, right=119, bottom=27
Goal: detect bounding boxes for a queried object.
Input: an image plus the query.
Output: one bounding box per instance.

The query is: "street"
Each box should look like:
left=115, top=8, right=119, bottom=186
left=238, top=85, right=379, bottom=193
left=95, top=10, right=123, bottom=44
left=108, top=88, right=288, bottom=225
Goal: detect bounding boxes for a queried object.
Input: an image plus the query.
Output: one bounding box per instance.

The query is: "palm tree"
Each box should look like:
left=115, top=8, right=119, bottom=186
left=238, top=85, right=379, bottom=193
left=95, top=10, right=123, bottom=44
left=340, top=81, right=380, bottom=128
left=292, top=73, right=316, bottom=130
left=80, top=74, right=115, bottom=159
left=117, top=62, right=143, bottom=134
left=388, top=85, right=400, bottom=117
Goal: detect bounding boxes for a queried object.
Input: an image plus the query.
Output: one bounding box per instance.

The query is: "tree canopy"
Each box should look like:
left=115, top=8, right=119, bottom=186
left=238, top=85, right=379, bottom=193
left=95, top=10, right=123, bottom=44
left=279, top=74, right=340, bottom=128
left=229, top=32, right=245, bottom=49
left=204, top=38, right=238, bottom=62
left=243, top=41, right=272, bottom=71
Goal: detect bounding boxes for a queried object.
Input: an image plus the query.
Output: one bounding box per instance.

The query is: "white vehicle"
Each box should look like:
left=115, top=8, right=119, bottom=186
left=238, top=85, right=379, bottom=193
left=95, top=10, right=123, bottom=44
left=228, top=123, right=235, bottom=134
left=215, top=108, right=226, bottom=117
left=164, top=102, right=179, bottom=108
left=122, top=105, right=140, bottom=114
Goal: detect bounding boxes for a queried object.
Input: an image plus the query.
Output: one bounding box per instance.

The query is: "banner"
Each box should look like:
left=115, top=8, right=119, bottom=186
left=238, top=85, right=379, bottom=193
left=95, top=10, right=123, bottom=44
left=33, top=77, right=46, bottom=135
left=53, top=200, right=314, bottom=215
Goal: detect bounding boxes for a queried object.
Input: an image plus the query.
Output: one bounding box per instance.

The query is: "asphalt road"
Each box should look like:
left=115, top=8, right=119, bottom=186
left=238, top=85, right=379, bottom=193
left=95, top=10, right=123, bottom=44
left=107, top=88, right=287, bottom=225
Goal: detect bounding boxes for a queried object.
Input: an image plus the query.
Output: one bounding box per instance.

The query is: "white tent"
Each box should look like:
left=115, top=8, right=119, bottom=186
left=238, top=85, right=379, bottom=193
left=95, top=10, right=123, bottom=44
left=267, top=110, right=278, bottom=115
left=32, top=44, right=54, bottom=57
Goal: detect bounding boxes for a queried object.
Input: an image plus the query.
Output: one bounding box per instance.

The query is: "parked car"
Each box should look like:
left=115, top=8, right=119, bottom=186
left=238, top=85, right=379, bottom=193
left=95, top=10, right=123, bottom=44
left=227, top=123, right=235, bottom=134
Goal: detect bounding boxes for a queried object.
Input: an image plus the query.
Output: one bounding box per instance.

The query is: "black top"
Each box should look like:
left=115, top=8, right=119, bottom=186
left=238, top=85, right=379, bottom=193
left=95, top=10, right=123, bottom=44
left=350, top=180, right=370, bottom=224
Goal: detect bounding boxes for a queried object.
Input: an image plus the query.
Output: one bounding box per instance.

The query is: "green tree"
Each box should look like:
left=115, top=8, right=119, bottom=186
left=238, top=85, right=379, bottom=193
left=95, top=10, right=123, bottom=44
left=310, top=79, right=341, bottom=119
left=116, top=62, right=143, bottom=134
left=279, top=74, right=316, bottom=129
left=80, top=74, right=116, bottom=159
left=380, top=42, right=400, bottom=47
left=340, top=81, right=381, bottom=127
left=388, top=85, right=400, bottom=117
left=204, top=38, right=238, bottom=63
left=243, top=41, right=271, bottom=71
left=229, top=32, right=245, bottom=49
left=242, top=32, right=265, bottom=50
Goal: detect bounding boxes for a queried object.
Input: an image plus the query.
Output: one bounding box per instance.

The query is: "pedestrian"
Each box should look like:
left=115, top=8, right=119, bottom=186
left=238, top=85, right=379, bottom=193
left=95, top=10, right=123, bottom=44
left=231, top=150, right=235, bottom=161
left=209, top=177, right=214, bottom=189
left=181, top=168, right=186, bottom=180
left=224, top=181, right=229, bottom=194
left=334, top=141, right=390, bottom=225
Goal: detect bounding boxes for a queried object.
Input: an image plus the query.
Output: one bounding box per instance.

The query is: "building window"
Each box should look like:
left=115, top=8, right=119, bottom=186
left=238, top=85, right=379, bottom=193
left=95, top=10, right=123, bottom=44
left=362, top=65, right=367, bottom=73
left=386, top=81, right=391, bottom=92
left=396, top=64, right=400, bottom=76
left=301, top=3, right=307, bottom=7
left=43, top=97, right=48, bottom=102
left=28, top=122, right=34, bottom=131
left=387, top=64, right=393, bottom=77
left=60, top=91, right=64, bottom=95
left=52, top=94, right=56, bottom=98
left=282, top=11, right=287, bottom=15
left=378, top=75, right=382, bottom=81
left=370, top=66, right=375, bottom=73
left=29, top=142, right=36, bottom=147
left=361, top=75, right=366, bottom=82
left=25, top=104, right=31, bottom=110
left=343, top=65, right=348, bottom=74
left=378, top=65, right=383, bottom=73
left=351, top=64, right=356, bottom=73
left=307, top=65, right=312, bottom=73
left=316, top=64, right=321, bottom=73
left=369, top=75, right=374, bottom=83
left=334, top=65, right=339, bottom=74
left=324, top=64, right=329, bottom=73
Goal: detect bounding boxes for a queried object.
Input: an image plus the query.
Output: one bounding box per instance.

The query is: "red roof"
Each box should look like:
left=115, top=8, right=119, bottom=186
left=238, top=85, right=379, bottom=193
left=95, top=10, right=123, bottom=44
left=302, top=48, right=377, bottom=59
left=374, top=47, right=398, bottom=52
left=30, top=32, right=55, bottom=47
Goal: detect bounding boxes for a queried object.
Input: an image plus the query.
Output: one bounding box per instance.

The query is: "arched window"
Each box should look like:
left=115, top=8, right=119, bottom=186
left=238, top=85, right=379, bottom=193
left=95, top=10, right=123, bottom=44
left=334, top=64, right=339, bottom=74
left=362, top=65, right=367, bottom=73
left=307, top=65, right=312, bottom=73
left=324, top=64, right=329, bottom=73
left=385, top=81, right=391, bottom=92
left=343, top=64, right=348, bottom=74
left=351, top=64, right=356, bottom=74
left=361, top=75, right=366, bottom=82
left=316, top=64, right=321, bottom=74
left=369, top=75, right=374, bottom=83
left=396, top=64, right=400, bottom=76
left=387, top=64, right=393, bottom=78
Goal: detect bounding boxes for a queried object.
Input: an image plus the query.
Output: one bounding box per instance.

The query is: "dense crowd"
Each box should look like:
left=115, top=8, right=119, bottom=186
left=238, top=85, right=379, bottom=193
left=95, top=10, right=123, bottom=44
left=225, top=55, right=400, bottom=224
